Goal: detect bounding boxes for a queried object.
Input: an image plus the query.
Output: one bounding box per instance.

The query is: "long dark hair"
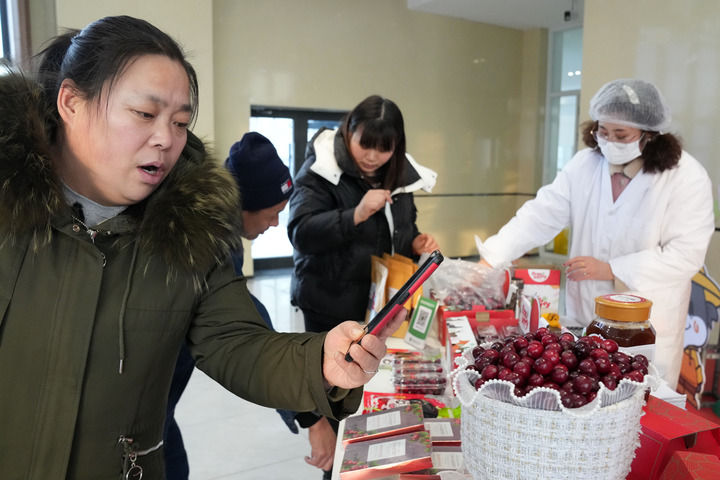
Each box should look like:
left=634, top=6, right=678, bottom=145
left=34, top=15, right=199, bottom=141
left=580, top=120, right=682, bottom=173
left=339, top=95, right=406, bottom=189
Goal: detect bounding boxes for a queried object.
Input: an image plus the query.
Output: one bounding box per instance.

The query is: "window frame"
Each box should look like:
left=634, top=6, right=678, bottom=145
left=1, top=2, right=11, bottom=62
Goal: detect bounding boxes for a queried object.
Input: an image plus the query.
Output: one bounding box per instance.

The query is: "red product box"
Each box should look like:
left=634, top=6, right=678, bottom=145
left=342, top=403, right=425, bottom=446
left=398, top=445, right=465, bottom=479
left=339, top=431, right=433, bottom=480
left=438, top=305, right=485, bottom=345
left=513, top=267, right=561, bottom=315
left=627, top=396, right=720, bottom=480
left=443, top=316, right=477, bottom=369
left=658, top=451, right=720, bottom=480
left=423, top=417, right=461, bottom=446
left=361, top=391, right=451, bottom=415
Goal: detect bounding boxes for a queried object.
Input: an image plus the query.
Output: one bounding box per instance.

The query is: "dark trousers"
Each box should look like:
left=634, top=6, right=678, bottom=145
left=163, top=345, right=195, bottom=480
left=301, top=309, right=343, bottom=480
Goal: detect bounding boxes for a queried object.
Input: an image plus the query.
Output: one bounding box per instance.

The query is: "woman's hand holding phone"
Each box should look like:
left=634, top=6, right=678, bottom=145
left=322, top=309, right=408, bottom=389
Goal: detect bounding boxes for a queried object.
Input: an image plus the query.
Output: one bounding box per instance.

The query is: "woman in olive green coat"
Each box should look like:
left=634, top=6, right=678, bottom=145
left=0, top=16, right=402, bottom=479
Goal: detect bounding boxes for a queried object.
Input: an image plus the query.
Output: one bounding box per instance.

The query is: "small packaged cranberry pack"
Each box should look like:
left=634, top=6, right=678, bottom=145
left=342, top=403, right=425, bottom=446
left=422, top=417, right=461, bottom=446
left=339, top=431, right=433, bottom=480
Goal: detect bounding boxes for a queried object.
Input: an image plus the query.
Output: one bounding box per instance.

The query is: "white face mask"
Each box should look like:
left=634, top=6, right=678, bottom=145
left=596, top=136, right=643, bottom=165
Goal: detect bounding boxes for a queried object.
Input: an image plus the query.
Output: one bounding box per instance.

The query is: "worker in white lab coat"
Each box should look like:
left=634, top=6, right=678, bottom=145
left=478, top=79, right=715, bottom=388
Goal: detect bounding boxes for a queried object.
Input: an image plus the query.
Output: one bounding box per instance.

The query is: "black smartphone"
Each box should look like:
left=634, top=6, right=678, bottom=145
left=344, top=249, right=444, bottom=362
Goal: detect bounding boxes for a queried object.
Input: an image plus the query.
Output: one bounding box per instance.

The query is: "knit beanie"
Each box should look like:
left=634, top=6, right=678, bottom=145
left=224, top=132, right=294, bottom=211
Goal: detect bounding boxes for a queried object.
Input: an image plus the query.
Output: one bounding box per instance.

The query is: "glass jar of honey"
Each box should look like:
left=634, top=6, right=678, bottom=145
left=585, top=294, right=655, bottom=361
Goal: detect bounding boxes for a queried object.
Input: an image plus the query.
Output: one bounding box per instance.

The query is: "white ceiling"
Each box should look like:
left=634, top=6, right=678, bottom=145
left=407, top=0, right=584, bottom=30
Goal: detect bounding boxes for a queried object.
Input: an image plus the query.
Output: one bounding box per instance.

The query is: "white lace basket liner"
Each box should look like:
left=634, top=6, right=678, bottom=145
left=451, top=348, right=660, bottom=480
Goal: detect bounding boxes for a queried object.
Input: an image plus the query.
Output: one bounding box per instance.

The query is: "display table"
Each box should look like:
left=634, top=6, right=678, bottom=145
left=330, top=336, right=453, bottom=480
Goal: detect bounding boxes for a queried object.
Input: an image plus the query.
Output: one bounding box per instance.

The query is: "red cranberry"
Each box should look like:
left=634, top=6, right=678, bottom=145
left=633, top=354, right=649, bottom=368
left=540, top=333, right=559, bottom=346
left=573, top=375, right=593, bottom=394
left=527, top=341, right=544, bottom=359
left=559, top=332, right=576, bottom=343
left=612, top=352, right=632, bottom=364
left=527, top=373, right=545, bottom=387
left=590, top=348, right=610, bottom=360
left=497, top=366, right=513, bottom=381
left=560, top=350, right=578, bottom=370
left=506, top=372, right=526, bottom=388
left=601, top=375, right=618, bottom=391
left=500, top=345, right=516, bottom=356
left=501, top=352, right=520, bottom=369
left=542, top=349, right=561, bottom=366
left=594, top=356, right=612, bottom=374
left=560, top=390, right=575, bottom=408
left=608, top=363, right=623, bottom=378
left=561, top=380, right=574, bottom=392
left=573, top=341, right=592, bottom=359
left=474, top=378, right=486, bottom=389
left=601, top=339, right=619, bottom=353
left=550, top=365, right=569, bottom=384
left=534, top=327, right=550, bottom=339
left=544, top=342, right=563, bottom=353
left=542, top=381, right=561, bottom=391
left=481, top=365, right=498, bottom=380
left=471, top=345, right=485, bottom=358
left=513, top=336, right=529, bottom=350
left=513, top=361, right=531, bottom=379
left=533, top=357, right=553, bottom=375
left=578, top=358, right=598, bottom=376
left=480, top=349, right=500, bottom=363
left=571, top=393, right=589, bottom=407
left=617, top=361, right=632, bottom=374
left=631, top=361, right=648, bottom=375
left=624, top=370, right=645, bottom=383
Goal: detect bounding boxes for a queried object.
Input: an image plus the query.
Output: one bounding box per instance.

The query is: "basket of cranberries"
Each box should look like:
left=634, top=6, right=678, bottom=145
left=451, top=328, right=659, bottom=480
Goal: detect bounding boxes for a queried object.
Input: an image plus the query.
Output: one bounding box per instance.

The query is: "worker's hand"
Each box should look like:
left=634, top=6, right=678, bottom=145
left=322, top=309, right=407, bottom=389
left=354, top=189, right=392, bottom=225
left=412, top=233, right=439, bottom=255
left=564, top=256, right=614, bottom=281
left=304, top=416, right=336, bottom=471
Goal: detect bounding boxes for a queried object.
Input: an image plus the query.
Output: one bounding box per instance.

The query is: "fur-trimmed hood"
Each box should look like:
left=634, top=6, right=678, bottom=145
left=0, top=71, right=243, bottom=279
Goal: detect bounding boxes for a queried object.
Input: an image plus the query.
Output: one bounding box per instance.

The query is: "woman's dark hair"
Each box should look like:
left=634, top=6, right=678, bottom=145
left=339, top=95, right=406, bottom=190
left=34, top=15, right=198, bottom=139
left=580, top=120, right=682, bottom=173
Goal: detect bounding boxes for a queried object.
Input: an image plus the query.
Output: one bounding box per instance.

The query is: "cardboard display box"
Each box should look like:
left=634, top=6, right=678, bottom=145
left=627, top=396, right=720, bottom=480
left=658, top=451, right=720, bottom=480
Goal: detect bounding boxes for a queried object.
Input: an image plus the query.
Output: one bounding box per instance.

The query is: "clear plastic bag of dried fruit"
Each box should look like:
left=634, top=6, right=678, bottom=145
left=425, top=257, right=508, bottom=310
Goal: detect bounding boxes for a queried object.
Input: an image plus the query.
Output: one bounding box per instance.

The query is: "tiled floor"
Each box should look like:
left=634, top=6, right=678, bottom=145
left=175, top=268, right=326, bottom=480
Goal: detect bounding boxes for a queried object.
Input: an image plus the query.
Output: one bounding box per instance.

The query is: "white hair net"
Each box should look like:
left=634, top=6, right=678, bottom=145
left=589, top=79, right=671, bottom=132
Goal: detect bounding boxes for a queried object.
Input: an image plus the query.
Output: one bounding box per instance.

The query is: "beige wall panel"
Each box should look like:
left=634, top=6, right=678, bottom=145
left=582, top=0, right=720, bottom=281
left=214, top=0, right=542, bottom=258
left=54, top=0, right=215, bottom=143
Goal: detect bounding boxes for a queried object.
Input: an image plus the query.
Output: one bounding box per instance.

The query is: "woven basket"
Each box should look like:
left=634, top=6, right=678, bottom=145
left=452, top=352, right=656, bottom=480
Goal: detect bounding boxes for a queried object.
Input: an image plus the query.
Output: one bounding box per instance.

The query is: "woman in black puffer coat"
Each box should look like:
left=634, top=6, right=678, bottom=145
left=288, top=95, right=439, bottom=333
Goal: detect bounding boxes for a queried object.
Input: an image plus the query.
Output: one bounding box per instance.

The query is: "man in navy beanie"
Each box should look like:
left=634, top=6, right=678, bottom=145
left=225, top=132, right=294, bottom=239
left=164, top=133, right=336, bottom=480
